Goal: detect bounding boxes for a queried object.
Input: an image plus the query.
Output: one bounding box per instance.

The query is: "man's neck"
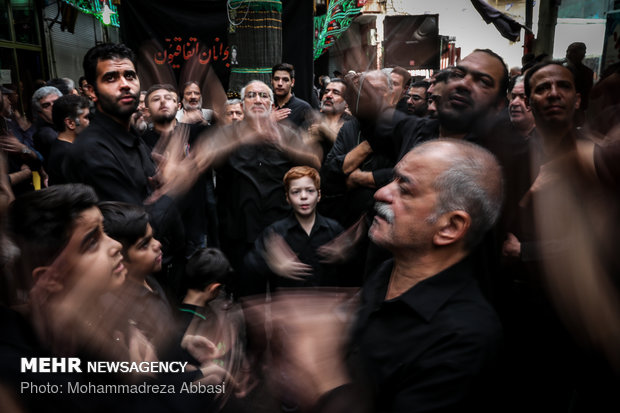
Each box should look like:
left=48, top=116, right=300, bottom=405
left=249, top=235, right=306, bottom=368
left=438, top=124, right=467, bottom=140
left=276, top=93, right=292, bottom=108
left=323, top=112, right=344, bottom=125
left=97, top=105, right=131, bottom=131
left=153, top=119, right=177, bottom=135
left=537, top=123, right=575, bottom=157
left=516, top=123, right=536, bottom=138
left=295, top=211, right=316, bottom=236
left=386, top=248, right=467, bottom=300
left=57, top=131, right=76, bottom=144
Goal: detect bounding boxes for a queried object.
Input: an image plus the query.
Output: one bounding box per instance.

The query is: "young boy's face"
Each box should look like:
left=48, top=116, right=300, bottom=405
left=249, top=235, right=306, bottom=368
left=61, top=207, right=127, bottom=298
left=286, top=176, right=320, bottom=218
left=124, top=223, right=163, bottom=278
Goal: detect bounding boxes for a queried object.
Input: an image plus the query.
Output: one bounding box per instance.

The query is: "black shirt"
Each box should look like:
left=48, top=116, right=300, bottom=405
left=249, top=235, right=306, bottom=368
left=243, top=212, right=344, bottom=294
left=33, top=119, right=58, bottom=166
left=320, top=118, right=394, bottom=227
left=63, top=111, right=185, bottom=290
left=276, top=94, right=313, bottom=129
left=350, top=257, right=502, bottom=412
left=47, top=139, right=72, bottom=186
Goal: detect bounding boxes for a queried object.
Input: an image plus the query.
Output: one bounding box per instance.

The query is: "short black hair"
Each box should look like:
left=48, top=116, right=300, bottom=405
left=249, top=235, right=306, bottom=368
left=98, top=201, right=149, bottom=257
left=410, top=80, right=430, bottom=90
left=272, top=63, right=295, bottom=79
left=9, top=184, right=99, bottom=277
left=523, top=61, right=576, bottom=98
left=327, top=78, right=347, bottom=89
left=145, top=83, right=178, bottom=108
left=472, top=48, right=509, bottom=99
left=184, top=248, right=232, bottom=291
left=52, top=94, right=90, bottom=132
left=433, top=69, right=451, bottom=85
left=83, top=43, right=136, bottom=93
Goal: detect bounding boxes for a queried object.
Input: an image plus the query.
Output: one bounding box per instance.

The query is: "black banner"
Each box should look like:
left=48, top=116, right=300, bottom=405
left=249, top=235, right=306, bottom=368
left=118, top=0, right=230, bottom=100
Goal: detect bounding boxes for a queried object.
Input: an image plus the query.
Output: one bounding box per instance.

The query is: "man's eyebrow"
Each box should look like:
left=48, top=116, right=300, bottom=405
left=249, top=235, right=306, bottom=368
left=393, top=170, right=410, bottom=184
left=80, top=227, right=100, bottom=251
left=454, top=65, right=495, bottom=81
left=138, top=235, right=152, bottom=246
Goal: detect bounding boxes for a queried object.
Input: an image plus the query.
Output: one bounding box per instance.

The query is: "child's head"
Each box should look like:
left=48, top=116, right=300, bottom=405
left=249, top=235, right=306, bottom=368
left=99, top=202, right=162, bottom=280
left=184, top=248, right=232, bottom=301
left=9, top=184, right=126, bottom=300
left=283, top=166, right=321, bottom=218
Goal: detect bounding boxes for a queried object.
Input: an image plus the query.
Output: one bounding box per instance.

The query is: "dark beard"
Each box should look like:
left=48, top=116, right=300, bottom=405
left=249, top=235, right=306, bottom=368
left=152, top=112, right=177, bottom=124
left=97, top=92, right=138, bottom=121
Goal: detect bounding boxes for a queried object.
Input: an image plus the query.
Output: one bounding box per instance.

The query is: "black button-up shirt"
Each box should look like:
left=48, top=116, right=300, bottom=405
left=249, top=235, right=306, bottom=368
left=244, top=212, right=344, bottom=293
left=350, top=257, right=502, bottom=412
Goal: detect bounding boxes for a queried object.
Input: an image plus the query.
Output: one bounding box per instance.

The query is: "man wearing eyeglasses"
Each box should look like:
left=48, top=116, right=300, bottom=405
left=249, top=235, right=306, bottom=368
left=32, top=85, right=63, bottom=164
left=406, top=81, right=430, bottom=117
left=214, top=80, right=320, bottom=295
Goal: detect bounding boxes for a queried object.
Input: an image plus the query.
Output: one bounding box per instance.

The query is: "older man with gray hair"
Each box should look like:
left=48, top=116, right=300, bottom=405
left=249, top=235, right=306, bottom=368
left=255, top=139, right=505, bottom=412
left=32, top=85, right=63, bottom=164
left=349, top=138, right=504, bottom=412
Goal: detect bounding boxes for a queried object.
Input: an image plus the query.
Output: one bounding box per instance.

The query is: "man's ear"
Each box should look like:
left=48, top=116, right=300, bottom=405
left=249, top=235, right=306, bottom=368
left=64, top=117, right=76, bottom=131
left=291, top=77, right=295, bottom=88
left=207, top=282, right=221, bottom=299
left=317, top=189, right=321, bottom=203
left=32, top=266, right=64, bottom=294
left=433, top=211, right=471, bottom=246
left=575, top=92, right=581, bottom=110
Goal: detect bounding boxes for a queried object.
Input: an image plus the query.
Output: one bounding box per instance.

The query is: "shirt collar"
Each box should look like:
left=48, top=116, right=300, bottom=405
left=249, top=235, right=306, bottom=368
left=93, top=111, right=139, bottom=148
left=387, top=256, right=475, bottom=322
left=283, top=211, right=330, bottom=233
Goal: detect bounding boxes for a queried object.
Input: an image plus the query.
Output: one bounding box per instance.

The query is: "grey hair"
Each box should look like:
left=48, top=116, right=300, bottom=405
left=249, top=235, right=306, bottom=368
left=62, top=77, right=75, bottom=92
left=419, top=139, right=504, bottom=250
left=512, top=75, right=525, bottom=91
left=225, top=98, right=242, bottom=106
left=240, top=80, right=274, bottom=104
left=32, top=86, right=63, bottom=117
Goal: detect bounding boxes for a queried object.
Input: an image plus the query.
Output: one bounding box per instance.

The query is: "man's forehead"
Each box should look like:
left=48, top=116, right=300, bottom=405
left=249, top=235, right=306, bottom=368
left=273, top=70, right=291, bottom=79
left=150, top=89, right=176, bottom=98
left=326, top=82, right=345, bottom=92
left=184, top=84, right=200, bottom=94
left=41, top=94, right=59, bottom=102
left=246, top=82, right=270, bottom=93
left=530, top=64, right=574, bottom=86
left=460, top=51, right=504, bottom=81
left=96, top=57, right=135, bottom=73
left=511, top=82, right=525, bottom=94
left=226, top=103, right=242, bottom=111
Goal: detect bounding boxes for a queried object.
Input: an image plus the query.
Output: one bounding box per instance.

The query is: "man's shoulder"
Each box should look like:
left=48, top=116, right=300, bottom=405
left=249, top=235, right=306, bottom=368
left=429, top=274, right=502, bottom=343
left=289, top=95, right=312, bottom=110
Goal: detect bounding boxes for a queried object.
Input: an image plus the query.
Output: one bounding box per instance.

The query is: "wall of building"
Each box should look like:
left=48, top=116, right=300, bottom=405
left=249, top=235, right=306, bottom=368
left=42, top=2, right=119, bottom=84
left=380, top=0, right=536, bottom=69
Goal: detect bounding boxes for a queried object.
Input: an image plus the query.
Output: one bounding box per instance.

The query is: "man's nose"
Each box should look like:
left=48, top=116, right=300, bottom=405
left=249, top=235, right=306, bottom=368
left=374, top=182, right=393, bottom=203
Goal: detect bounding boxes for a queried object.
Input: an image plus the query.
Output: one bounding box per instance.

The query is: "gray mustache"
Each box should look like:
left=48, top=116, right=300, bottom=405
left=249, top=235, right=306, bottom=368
left=374, top=202, right=394, bottom=224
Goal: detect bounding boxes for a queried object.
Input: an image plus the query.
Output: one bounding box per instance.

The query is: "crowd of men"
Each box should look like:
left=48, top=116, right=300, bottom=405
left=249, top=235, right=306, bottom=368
left=1, top=40, right=619, bottom=413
